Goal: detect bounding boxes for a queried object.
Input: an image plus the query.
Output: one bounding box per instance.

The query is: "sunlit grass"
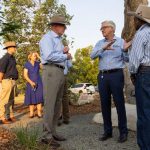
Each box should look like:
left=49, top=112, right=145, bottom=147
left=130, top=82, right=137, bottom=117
left=13, top=125, right=50, bottom=150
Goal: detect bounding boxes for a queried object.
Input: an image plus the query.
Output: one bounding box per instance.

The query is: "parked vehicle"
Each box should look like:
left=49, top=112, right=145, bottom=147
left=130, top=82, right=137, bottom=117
left=70, top=83, right=95, bottom=94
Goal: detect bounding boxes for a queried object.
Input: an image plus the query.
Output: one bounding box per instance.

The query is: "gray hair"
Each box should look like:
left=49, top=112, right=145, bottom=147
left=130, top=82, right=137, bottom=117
left=101, top=20, right=116, bottom=31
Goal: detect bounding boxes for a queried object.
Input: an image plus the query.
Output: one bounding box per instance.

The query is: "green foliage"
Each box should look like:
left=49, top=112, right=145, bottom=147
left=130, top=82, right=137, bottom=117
left=68, top=46, right=99, bottom=87
left=68, top=90, right=80, bottom=105
left=13, top=124, right=51, bottom=150
left=14, top=125, right=39, bottom=150
left=1, top=0, right=72, bottom=93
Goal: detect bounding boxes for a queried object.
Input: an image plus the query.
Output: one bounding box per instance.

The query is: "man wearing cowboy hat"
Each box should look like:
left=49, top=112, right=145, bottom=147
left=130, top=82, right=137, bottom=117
left=0, top=41, right=18, bottom=124
left=128, top=4, right=150, bottom=150
left=39, top=15, right=72, bottom=148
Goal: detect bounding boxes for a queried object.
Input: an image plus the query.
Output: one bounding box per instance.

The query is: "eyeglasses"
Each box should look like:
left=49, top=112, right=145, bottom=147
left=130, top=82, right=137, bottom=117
left=100, top=26, right=111, bottom=31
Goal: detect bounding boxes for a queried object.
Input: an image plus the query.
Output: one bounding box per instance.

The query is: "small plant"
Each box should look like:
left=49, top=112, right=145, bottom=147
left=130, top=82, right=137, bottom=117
left=13, top=124, right=40, bottom=150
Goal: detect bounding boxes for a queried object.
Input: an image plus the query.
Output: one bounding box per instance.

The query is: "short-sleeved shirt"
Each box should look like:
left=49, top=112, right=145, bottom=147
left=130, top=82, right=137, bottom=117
left=0, top=53, right=18, bottom=80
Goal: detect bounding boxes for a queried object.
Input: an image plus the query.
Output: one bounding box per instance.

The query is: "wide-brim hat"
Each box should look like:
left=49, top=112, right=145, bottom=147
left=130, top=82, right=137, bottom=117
left=49, top=15, right=68, bottom=25
left=3, top=41, right=16, bottom=49
left=127, top=4, right=150, bottom=24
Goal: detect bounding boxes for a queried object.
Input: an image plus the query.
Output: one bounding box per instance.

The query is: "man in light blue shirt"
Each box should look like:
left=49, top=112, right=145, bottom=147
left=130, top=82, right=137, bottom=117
left=91, top=20, right=130, bottom=143
left=39, top=15, right=72, bottom=148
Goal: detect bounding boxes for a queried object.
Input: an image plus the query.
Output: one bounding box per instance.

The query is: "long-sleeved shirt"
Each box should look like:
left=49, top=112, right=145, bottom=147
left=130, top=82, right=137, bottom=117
left=39, top=30, right=67, bottom=66
left=90, top=36, right=128, bottom=70
left=129, top=24, right=150, bottom=74
left=64, top=60, right=72, bottom=75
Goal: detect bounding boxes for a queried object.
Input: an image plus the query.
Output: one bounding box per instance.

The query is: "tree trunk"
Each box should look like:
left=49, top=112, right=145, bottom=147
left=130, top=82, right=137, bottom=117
left=122, top=0, right=148, bottom=104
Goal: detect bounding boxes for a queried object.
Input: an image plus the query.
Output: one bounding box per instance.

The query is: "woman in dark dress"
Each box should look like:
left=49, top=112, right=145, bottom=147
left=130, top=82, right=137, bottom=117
left=24, top=52, right=43, bottom=118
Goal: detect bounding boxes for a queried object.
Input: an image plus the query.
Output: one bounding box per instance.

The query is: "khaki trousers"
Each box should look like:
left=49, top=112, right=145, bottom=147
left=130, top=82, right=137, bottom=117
left=0, top=79, right=16, bottom=119
left=42, top=65, right=65, bottom=140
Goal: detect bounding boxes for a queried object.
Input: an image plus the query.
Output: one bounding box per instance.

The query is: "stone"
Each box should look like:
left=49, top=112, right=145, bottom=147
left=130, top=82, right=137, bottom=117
left=77, top=93, right=95, bottom=106
left=93, top=104, right=137, bottom=131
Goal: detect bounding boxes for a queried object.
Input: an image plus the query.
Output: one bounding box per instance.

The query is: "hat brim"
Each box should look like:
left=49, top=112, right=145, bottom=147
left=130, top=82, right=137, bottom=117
left=3, top=45, right=17, bottom=50
left=127, top=11, right=150, bottom=24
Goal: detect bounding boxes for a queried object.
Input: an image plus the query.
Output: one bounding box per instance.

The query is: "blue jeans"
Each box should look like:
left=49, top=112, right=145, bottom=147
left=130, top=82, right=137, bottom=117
left=98, top=69, right=128, bottom=135
left=135, top=71, right=150, bottom=150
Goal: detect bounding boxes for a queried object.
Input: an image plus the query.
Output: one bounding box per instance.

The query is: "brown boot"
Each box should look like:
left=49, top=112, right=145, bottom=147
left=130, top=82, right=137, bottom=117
left=1, top=119, right=12, bottom=124
left=8, top=117, right=17, bottom=122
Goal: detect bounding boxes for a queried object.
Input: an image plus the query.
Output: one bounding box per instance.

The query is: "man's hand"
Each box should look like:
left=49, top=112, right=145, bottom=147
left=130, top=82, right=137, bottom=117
left=0, top=82, right=2, bottom=93
left=102, top=40, right=116, bottom=50
left=124, top=40, right=132, bottom=51
left=130, top=74, right=136, bottom=86
left=63, top=46, right=69, bottom=54
left=67, top=53, right=72, bottom=60
left=0, top=72, right=4, bottom=82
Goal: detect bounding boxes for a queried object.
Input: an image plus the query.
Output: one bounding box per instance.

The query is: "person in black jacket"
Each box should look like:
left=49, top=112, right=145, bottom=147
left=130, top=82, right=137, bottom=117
left=0, top=41, right=18, bottom=124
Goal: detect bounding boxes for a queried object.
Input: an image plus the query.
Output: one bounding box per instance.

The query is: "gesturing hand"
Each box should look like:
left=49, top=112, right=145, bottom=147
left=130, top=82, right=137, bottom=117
left=102, top=40, right=116, bottom=50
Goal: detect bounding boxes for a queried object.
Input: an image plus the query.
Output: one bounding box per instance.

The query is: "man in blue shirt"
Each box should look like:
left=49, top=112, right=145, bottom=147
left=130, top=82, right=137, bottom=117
left=91, top=20, right=130, bottom=143
left=128, top=5, right=150, bottom=150
left=39, top=15, right=72, bottom=148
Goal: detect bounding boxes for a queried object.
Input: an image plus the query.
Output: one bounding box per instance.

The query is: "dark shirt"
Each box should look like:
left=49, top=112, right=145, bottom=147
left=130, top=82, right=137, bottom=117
left=0, top=53, right=18, bottom=80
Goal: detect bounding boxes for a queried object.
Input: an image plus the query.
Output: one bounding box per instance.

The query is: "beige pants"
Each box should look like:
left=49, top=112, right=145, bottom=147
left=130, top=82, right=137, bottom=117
left=0, top=79, right=16, bottom=119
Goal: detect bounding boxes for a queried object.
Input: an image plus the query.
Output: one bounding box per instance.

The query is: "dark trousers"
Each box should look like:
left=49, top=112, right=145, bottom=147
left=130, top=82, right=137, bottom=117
left=62, top=76, right=70, bottom=122
left=98, top=69, right=128, bottom=135
left=135, top=71, right=150, bottom=150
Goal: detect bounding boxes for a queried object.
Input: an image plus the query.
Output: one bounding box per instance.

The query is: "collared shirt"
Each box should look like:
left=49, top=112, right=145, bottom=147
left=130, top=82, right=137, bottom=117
left=129, top=24, right=150, bottom=74
left=0, top=53, right=18, bottom=80
left=39, top=30, right=67, bottom=66
left=64, top=60, right=72, bottom=75
left=90, top=36, right=128, bottom=70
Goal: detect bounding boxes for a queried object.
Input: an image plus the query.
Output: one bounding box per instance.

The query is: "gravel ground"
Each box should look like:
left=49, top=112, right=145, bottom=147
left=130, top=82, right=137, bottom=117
left=1, top=112, right=139, bottom=150
left=0, top=94, right=139, bottom=150
left=58, top=114, right=139, bottom=150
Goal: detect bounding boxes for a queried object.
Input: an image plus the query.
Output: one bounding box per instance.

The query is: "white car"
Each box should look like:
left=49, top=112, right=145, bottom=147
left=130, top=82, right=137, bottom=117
left=70, top=83, right=95, bottom=94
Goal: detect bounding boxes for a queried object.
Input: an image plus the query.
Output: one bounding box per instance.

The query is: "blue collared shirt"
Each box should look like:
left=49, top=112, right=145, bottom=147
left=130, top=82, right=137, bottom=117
left=39, top=30, right=67, bottom=66
left=90, top=36, right=128, bottom=70
left=64, top=60, right=72, bottom=75
left=129, top=24, right=150, bottom=74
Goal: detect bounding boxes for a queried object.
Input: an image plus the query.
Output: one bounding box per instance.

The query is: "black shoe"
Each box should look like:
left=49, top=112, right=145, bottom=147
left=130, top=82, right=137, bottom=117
left=118, top=134, right=127, bottom=143
left=63, top=120, right=69, bottom=124
left=99, top=133, right=112, bottom=141
left=53, top=135, right=67, bottom=141
left=40, top=138, right=60, bottom=147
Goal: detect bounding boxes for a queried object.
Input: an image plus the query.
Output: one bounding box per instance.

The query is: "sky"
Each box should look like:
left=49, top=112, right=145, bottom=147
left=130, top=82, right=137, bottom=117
left=0, top=0, right=150, bottom=58
left=58, top=0, right=124, bottom=56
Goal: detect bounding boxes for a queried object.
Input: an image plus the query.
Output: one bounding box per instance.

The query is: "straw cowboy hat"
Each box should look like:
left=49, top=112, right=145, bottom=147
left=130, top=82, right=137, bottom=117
left=49, top=15, right=68, bottom=25
left=128, top=4, right=150, bottom=24
left=3, top=41, right=16, bottom=49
